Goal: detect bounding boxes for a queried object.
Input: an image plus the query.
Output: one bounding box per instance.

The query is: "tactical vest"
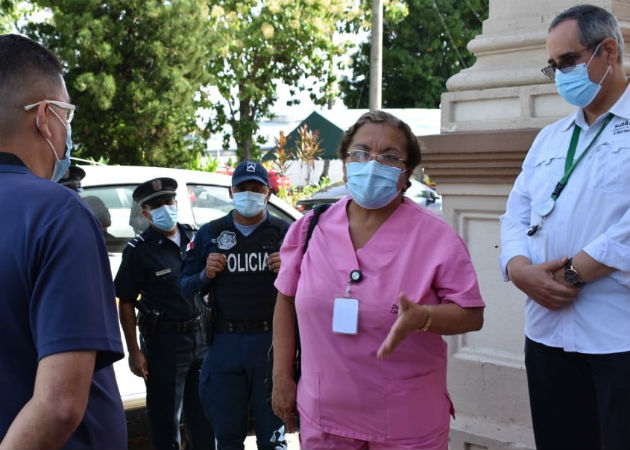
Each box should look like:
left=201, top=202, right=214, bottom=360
left=209, top=215, right=287, bottom=322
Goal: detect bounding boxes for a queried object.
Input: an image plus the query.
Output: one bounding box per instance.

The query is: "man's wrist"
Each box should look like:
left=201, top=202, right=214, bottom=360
left=564, top=258, right=585, bottom=287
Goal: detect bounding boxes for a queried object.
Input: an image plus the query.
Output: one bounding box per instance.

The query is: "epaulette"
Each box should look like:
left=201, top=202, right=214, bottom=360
left=126, top=235, right=146, bottom=248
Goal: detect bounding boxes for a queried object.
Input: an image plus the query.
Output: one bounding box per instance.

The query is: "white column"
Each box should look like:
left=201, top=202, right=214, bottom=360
left=441, top=0, right=630, bottom=133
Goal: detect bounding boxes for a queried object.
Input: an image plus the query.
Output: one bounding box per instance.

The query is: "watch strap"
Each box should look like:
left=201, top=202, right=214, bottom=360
left=564, top=258, right=585, bottom=286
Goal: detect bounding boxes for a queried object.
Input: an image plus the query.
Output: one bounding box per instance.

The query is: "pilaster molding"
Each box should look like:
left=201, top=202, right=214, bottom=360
left=418, top=129, right=539, bottom=185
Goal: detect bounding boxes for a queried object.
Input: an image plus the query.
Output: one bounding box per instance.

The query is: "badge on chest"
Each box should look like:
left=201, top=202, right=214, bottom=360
left=332, top=297, right=359, bottom=335
left=217, top=231, right=237, bottom=250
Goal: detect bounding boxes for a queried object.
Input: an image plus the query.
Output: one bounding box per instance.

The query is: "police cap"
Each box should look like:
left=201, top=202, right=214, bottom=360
left=133, top=177, right=178, bottom=207
left=59, top=165, right=86, bottom=191
left=231, top=161, right=269, bottom=187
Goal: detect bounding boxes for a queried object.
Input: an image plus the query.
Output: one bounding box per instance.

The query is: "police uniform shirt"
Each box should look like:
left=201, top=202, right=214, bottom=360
left=115, top=223, right=198, bottom=321
left=179, top=212, right=289, bottom=322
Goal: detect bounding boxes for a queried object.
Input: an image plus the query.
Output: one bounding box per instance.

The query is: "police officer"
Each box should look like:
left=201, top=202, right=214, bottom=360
left=179, top=162, right=289, bottom=450
left=58, top=165, right=85, bottom=192
left=115, top=177, right=214, bottom=450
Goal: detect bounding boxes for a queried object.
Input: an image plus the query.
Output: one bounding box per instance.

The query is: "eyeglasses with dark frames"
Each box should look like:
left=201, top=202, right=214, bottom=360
left=541, top=40, right=603, bottom=81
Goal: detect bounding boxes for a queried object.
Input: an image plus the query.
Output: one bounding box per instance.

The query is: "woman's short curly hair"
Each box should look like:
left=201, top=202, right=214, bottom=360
left=337, top=110, right=422, bottom=173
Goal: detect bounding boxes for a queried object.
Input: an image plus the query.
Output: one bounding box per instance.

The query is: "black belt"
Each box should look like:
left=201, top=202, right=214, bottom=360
left=215, top=319, right=272, bottom=333
left=157, top=316, right=201, bottom=333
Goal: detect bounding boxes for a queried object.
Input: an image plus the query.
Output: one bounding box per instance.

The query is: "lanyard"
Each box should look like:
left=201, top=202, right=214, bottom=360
left=551, top=113, right=614, bottom=200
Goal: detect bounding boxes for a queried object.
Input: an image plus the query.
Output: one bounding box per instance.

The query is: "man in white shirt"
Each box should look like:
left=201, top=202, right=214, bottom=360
left=500, top=5, right=629, bottom=450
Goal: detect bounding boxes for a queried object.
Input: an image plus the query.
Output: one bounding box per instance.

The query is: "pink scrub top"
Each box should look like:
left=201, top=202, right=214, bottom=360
left=275, top=196, right=484, bottom=446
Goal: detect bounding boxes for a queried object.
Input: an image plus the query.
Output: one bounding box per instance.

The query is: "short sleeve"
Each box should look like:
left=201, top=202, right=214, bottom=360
left=31, top=202, right=123, bottom=370
left=115, top=244, right=142, bottom=303
left=274, top=212, right=313, bottom=297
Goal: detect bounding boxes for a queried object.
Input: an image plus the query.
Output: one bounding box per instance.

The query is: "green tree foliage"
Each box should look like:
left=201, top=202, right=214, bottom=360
left=25, top=1, right=212, bottom=167
left=0, top=1, right=41, bottom=33
left=204, top=0, right=357, bottom=162
left=340, top=0, right=488, bottom=108
left=0, top=1, right=19, bottom=33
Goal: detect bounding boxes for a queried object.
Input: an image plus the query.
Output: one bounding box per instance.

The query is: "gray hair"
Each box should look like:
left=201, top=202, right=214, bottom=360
left=550, top=4, right=623, bottom=62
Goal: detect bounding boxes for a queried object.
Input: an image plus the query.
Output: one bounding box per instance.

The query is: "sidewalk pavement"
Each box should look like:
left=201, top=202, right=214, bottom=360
left=244, top=432, right=299, bottom=450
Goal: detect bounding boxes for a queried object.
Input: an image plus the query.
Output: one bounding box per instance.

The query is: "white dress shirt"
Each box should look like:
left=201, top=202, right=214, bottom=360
left=500, top=82, right=630, bottom=354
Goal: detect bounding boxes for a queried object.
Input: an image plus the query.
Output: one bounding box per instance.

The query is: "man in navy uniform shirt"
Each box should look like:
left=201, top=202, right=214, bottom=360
left=115, top=177, right=214, bottom=450
left=179, top=161, right=288, bottom=450
left=0, top=34, right=126, bottom=449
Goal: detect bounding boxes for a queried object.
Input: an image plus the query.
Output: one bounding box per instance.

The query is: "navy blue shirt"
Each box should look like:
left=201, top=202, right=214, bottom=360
left=0, top=153, right=126, bottom=449
left=115, top=224, right=198, bottom=321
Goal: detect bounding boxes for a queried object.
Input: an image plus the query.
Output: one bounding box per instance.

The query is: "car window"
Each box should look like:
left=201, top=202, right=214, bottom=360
left=266, top=202, right=296, bottom=223
left=188, top=184, right=233, bottom=226
left=188, top=183, right=297, bottom=225
left=83, top=182, right=298, bottom=256
left=82, top=185, right=141, bottom=253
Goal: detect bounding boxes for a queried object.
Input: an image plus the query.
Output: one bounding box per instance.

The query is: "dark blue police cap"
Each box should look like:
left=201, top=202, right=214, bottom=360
left=231, top=161, right=269, bottom=187
left=59, top=165, right=85, bottom=191
left=133, top=177, right=178, bottom=207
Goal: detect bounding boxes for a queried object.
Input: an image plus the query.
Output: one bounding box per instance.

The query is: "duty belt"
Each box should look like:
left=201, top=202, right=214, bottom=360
left=157, top=316, right=201, bottom=333
left=215, top=318, right=272, bottom=333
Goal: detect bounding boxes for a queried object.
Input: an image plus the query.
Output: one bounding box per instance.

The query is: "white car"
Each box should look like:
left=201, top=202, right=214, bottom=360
left=79, top=165, right=302, bottom=411
left=296, top=179, right=442, bottom=215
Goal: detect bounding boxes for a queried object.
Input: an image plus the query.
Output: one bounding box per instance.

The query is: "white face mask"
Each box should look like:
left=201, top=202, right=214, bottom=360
left=232, top=191, right=266, bottom=217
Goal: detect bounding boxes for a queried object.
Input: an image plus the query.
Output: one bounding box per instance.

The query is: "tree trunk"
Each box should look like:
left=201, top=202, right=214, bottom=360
left=237, top=92, right=253, bottom=162
left=320, top=159, right=330, bottom=182
left=239, top=135, right=253, bottom=162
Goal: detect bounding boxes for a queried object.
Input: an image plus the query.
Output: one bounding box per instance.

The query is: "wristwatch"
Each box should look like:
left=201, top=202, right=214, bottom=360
left=564, top=258, right=585, bottom=287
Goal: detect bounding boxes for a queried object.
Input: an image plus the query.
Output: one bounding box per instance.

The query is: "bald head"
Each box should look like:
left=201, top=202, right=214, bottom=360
left=0, top=34, right=64, bottom=138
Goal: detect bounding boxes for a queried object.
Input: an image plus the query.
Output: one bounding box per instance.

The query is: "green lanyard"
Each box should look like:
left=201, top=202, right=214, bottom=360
left=551, top=113, right=614, bottom=200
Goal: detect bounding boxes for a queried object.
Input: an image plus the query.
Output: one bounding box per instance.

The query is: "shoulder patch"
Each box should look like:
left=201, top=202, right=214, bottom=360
left=126, top=235, right=146, bottom=248
left=186, top=235, right=196, bottom=252
left=217, top=230, right=237, bottom=250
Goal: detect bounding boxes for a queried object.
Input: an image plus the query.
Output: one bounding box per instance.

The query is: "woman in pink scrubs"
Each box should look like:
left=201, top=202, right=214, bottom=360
left=272, top=111, right=485, bottom=450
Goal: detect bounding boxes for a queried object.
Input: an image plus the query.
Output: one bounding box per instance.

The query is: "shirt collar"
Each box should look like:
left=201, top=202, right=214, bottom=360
left=608, top=79, right=630, bottom=121
left=0, top=151, right=27, bottom=166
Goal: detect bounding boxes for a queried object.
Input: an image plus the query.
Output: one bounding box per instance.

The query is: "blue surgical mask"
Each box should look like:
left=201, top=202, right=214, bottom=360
left=150, top=204, right=178, bottom=231
left=555, top=43, right=610, bottom=107
left=233, top=191, right=266, bottom=217
left=39, top=110, right=73, bottom=182
left=50, top=124, right=72, bottom=183
left=345, top=161, right=402, bottom=209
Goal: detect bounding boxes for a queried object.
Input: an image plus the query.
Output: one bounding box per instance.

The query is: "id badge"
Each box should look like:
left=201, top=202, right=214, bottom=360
left=332, top=298, right=359, bottom=335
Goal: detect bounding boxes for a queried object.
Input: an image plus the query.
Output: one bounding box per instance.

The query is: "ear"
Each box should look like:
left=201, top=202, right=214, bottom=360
left=265, top=188, right=272, bottom=202
left=397, top=169, right=410, bottom=192
left=601, top=37, right=619, bottom=65
left=342, top=163, right=347, bottom=184
left=141, top=208, right=153, bottom=222
left=35, top=102, right=52, bottom=139
left=228, top=186, right=234, bottom=199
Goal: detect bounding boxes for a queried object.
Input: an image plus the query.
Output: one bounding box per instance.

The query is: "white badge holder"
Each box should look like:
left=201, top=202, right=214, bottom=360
left=332, top=297, right=359, bottom=335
